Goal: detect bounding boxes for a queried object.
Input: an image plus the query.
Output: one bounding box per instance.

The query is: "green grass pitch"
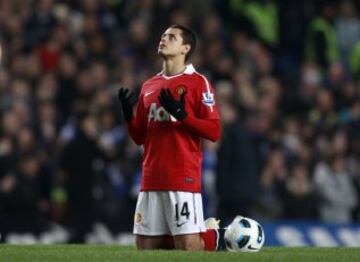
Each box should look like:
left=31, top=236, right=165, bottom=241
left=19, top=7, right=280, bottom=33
left=1, top=245, right=360, bottom=262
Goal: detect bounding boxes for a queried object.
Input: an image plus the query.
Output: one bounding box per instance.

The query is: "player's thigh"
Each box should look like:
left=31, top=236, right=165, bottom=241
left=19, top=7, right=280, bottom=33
left=173, top=233, right=204, bottom=250
left=163, top=192, right=206, bottom=235
left=136, top=235, right=166, bottom=250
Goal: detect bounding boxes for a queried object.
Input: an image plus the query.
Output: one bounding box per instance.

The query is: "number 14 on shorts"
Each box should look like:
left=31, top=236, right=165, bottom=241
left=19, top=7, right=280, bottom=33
left=175, top=202, right=190, bottom=227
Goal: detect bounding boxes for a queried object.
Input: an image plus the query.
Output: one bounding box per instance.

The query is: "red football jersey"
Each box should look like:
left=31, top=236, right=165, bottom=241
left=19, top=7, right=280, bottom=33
left=127, top=64, right=220, bottom=192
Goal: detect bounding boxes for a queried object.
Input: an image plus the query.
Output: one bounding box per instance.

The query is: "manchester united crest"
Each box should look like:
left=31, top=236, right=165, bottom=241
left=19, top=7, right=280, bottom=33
left=175, top=85, right=187, bottom=95
left=134, top=212, right=142, bottom=225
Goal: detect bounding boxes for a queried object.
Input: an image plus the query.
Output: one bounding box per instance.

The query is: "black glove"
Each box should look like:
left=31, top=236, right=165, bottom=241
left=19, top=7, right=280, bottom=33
left=118, top=87, right=138, bottom=122
left=158, top=88, right=188, bottom=121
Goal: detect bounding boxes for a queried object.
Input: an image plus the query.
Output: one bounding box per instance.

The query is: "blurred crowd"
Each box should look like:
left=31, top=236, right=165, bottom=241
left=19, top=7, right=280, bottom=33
left=0, top=0, right=359, bottom=243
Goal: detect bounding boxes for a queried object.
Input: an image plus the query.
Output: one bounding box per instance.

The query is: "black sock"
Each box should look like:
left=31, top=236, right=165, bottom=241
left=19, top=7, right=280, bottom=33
left=215, top=228, right=226, bottom=251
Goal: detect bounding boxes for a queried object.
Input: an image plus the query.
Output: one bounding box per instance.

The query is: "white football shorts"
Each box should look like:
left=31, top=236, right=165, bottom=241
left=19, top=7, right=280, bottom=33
left=133, top=191, right=206, bottom=236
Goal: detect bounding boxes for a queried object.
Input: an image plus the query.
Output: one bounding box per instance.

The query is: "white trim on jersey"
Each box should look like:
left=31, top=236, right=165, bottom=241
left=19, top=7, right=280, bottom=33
left=196, top=73, right=214, bottom=112
left=158, top=64, right=196, bottom=79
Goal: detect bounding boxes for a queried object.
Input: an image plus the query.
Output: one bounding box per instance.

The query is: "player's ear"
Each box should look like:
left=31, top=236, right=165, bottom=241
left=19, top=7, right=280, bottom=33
left=182, top=44, right=191, bottom=56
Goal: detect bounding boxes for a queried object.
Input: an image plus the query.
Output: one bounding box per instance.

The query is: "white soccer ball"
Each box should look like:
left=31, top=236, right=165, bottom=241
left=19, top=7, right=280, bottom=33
left=224, top=215, right=265, bottom=252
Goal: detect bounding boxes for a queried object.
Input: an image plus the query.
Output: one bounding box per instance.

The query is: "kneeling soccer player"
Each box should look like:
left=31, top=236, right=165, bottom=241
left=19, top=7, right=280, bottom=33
left=118, top=24, right=225, bottom=251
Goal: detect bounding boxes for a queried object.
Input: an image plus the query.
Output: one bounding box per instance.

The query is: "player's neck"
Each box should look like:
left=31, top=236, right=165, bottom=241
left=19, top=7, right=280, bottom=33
left=162, top=58, right=186, bottom=76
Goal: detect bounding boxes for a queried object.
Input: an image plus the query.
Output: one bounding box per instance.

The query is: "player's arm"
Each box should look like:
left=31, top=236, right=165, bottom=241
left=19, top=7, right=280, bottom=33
left=118, top=88, right=145, bottom=145
left=127, top=97, right=146, bottom=145
left=181, top=114, right=221, bottom=142
left=158, top=80, right=221, bottom=142
left=183, top=78, right=221, bottom=142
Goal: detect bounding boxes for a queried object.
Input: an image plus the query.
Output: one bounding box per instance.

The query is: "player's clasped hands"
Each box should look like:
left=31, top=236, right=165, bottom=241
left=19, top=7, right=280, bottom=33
left=158, top=88, right=188, bottom=121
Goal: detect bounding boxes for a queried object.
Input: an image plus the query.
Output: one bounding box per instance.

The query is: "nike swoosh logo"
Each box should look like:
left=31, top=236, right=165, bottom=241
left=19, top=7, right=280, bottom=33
left=144, top=91, right=155, bottom=97
left=248, top=245, right=259, bottom=251
left=176, top=221, right=188, bottom=227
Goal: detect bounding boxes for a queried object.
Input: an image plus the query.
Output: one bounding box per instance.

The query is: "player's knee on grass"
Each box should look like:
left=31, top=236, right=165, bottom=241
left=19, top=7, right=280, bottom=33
left=173, top=234, right=204, bottom=251
left=136, top=235, right=165, bottom=250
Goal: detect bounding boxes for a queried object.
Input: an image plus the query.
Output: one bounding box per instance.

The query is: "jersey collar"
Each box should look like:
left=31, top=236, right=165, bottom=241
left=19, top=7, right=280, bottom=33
left=158, top=64, right=195, bottom=79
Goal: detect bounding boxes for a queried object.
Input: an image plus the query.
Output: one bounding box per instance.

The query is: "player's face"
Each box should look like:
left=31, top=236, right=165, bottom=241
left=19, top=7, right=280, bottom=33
left=158, top=28, right=190, bottom=59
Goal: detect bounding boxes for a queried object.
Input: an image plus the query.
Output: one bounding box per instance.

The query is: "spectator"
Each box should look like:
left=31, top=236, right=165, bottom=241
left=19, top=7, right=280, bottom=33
left=56, top=112, right=105, bottom=242
left=279, top=163, right=318, bottom=219
left=335, top=0, right=360, bottom=63
left=216, top=102, right=262, bottom=224
left=314, top=153, right=358, bottom=223
left=305, top=1, right=339, bottom=70
left=256, top=148, right=288, bottom=220
left=0, top=153, right=50, bottom=236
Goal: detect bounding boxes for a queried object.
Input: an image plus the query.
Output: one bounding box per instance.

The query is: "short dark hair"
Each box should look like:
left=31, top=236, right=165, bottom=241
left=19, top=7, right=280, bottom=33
left=169, top=24, right=197, bottom=62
